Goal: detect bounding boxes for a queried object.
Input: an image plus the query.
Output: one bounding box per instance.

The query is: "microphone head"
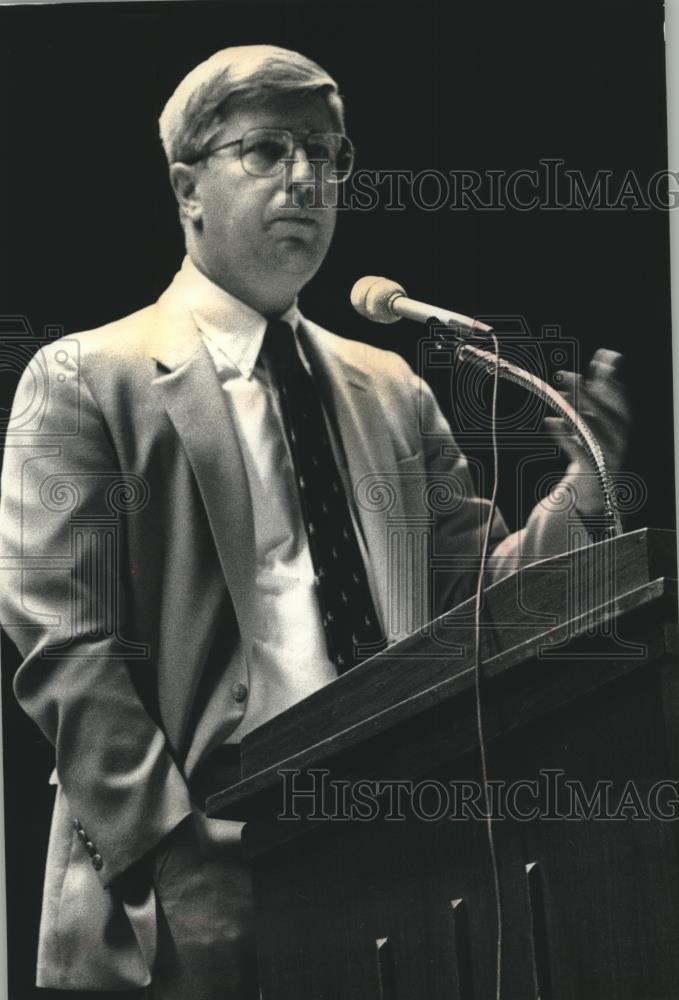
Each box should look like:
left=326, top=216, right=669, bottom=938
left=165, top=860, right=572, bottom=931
left=350, top=275, right=406, bottom=324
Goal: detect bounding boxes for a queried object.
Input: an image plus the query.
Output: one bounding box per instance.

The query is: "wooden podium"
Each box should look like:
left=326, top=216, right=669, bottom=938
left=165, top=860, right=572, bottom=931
left=209, top=529, right=679, bottom=1000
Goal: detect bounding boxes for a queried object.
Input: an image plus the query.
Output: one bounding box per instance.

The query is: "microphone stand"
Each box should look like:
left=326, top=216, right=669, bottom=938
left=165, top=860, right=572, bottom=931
left=429, top=320, right=623, bottom=538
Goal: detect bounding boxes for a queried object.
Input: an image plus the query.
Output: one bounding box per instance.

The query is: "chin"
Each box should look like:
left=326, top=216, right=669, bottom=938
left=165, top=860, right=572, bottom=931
left=273, top=237, right=319, bottom=264
left=282, top=242, right=330, bottom=277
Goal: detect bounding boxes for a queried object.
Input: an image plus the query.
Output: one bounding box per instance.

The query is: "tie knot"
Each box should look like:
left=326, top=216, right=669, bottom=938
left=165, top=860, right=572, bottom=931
left=262, top=319, right=298, bottom=372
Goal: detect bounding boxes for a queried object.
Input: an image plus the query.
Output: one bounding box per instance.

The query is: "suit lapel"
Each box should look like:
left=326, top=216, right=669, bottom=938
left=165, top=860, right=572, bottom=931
left=301, top=320, right=404, bottom=631
left=147, top=289, right=257, bottom=652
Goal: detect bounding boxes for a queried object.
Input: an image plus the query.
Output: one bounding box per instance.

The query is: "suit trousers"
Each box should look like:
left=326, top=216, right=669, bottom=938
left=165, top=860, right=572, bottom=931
left=148, top=810, right=259, bottom=1000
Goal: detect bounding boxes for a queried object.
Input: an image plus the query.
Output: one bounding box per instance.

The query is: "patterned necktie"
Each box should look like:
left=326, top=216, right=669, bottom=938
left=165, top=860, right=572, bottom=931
left=262, top=319, right=386, bottom=674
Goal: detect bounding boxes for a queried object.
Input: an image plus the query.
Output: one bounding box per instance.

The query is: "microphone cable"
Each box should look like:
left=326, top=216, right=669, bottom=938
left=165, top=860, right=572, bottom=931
left=469, top=329, right=503, bottom=1000
left=436, top=321, right=504, bottom=999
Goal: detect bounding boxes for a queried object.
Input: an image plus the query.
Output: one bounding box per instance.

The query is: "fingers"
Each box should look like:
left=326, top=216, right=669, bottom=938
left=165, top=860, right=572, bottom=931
left=547, top=348, right=629, bottom=473
left=554, top=349, right=624, bottom=385
left=588, top=348, right=624, bottom=378
left=553, top=349, right=629, bottom=425
left=587, top=350, right=625, bottom=398
left=553, top=377, right=626, bottom=424
left=555, top=351, right=624, bottom=389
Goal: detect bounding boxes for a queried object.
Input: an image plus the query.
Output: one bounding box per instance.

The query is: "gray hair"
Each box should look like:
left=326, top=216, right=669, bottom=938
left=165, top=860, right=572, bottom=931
left=159, top=44, right=345, bottom=164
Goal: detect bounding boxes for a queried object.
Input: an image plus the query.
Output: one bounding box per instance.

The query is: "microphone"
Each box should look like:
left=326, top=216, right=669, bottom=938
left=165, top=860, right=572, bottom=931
left=350, top=275, right=493, bottom=333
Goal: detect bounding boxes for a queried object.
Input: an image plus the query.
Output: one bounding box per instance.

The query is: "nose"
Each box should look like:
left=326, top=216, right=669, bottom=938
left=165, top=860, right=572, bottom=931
left=284, top=143, right=324, bottom=210
left=287, top=143, right=316, bottom=185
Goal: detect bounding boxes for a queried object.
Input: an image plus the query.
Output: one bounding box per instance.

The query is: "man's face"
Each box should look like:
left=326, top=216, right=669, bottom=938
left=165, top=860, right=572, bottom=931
left=177, top=91, right=339, bottom=315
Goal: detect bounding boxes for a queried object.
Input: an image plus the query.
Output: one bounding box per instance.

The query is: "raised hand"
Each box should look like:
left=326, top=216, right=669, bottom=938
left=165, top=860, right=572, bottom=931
left=545, top=348, right=630, bottom=474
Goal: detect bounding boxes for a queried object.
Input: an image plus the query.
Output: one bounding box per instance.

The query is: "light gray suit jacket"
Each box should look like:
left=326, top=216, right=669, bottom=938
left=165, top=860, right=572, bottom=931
left=0, top=271, right=583, bottom=988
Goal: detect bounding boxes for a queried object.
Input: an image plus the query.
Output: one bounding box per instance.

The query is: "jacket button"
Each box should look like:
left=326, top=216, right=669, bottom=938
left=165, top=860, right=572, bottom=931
left=91, top=854, right=103, bottom=871
left=77, top=830, right=87, bottom=844
left=85, top=841, right=95, bottom=854
left=231, top=682, right=248, bottom=703
left=73, top=818, right=81, bottom=831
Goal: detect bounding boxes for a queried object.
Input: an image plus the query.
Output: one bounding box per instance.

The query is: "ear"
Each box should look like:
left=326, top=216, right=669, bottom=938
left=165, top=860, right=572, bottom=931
left=169, top=163, right=203, bottom=222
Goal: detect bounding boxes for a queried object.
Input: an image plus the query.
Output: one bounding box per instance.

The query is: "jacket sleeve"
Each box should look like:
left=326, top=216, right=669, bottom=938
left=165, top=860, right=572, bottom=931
left=412, top=365, right=592, bottom=609
left=0, top=341, right=192, bottom=889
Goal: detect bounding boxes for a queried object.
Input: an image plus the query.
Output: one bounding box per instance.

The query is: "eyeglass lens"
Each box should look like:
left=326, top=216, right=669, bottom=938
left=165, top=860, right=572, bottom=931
left=240, top=128, right=353, bottom=180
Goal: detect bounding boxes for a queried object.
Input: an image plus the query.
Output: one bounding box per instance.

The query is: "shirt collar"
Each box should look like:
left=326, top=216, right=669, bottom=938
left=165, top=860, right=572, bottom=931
left=173, top=256, right=299, bottom=379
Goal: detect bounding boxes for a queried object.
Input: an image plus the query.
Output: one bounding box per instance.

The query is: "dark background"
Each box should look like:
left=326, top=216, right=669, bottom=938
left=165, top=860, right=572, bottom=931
left=0, top=0, right=674, bottom=996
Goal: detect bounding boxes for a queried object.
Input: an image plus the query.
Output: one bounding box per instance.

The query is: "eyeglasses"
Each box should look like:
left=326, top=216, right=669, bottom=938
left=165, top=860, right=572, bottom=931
left=189, top=127, right=355, bottom=183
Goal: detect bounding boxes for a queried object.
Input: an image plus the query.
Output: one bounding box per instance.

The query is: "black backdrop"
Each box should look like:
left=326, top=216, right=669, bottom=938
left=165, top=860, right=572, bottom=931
left=0, top=1, right=674, bottom=996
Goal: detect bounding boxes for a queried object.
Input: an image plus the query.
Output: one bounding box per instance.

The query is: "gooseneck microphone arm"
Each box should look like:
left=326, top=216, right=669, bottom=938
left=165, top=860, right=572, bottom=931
left=442, top=332, right=623, bottom=537
left=350, top=276, right=622, bottom=537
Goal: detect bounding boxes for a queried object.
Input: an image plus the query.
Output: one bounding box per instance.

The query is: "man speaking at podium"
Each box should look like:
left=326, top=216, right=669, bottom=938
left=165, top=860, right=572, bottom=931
left=0, top=45, right=629, bottom=1000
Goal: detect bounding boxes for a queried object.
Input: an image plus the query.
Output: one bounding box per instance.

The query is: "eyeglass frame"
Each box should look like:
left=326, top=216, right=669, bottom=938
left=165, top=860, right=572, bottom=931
left=183, top=127, right=356, bottom=183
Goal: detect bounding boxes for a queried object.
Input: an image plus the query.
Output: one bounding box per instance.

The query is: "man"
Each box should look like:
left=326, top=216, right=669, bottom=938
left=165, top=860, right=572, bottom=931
left=0, top=45, right=628, bottom=999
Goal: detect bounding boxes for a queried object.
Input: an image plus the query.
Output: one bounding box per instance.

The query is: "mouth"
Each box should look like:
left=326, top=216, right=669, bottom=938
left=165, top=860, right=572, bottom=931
left=268, top=215, right=318, bottom=228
